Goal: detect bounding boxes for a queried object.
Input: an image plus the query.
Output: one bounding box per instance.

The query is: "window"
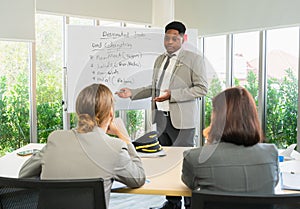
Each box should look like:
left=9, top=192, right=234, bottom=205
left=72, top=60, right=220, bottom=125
left=202, top=27, right=300, bottom=148
left=99, top=20, right=122, bottom=27
left=0, top=41, right=30, bottom=154
left=203, top=35, right=227, bottom=127
left=36, top=14, right=64, bottom=143
left=232, top=32, right=259, bottom=104
left=0, top=15, right=184, bottom=151
left=265, top=27, right=299, bottom=147
left=4, top=12, right=297, bottom=150
left=69, top=17, right=94, bottom=25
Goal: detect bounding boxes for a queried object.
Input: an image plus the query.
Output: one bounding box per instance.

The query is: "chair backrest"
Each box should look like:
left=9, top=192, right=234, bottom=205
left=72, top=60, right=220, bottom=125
left=191, top=190, right=300, bottom=209
left=0, top=177, right=106, bottom=209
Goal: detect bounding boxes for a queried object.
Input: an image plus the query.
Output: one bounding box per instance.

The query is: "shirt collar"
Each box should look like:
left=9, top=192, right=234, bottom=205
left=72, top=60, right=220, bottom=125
left=165, top=48, right=182, bottom=57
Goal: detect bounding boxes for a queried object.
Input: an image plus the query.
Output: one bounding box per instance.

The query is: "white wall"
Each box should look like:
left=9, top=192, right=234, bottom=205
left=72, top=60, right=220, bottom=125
left=36, top=0, right=152, bottom=24
left=0, top=0, right=153, bottom=41
left=152, top=0, right=174, bottom=27
left=0, top=0, right=35, bottom=41
left=2, top=0, right=299, bottom=41
left=174, top=0, right=300, bottom=36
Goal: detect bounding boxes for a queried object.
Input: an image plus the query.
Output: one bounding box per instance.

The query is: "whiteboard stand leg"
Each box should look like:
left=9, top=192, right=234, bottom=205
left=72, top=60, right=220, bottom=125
left=62, top=100, right=70, bottom=130
left=145, top=109, right=152, bottom=133
left=63, top=66, right=70, bottom=130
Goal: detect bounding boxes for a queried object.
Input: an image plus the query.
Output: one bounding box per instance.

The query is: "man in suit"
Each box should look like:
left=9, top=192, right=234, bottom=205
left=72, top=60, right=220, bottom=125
left=116, top=21, right=208, bottom=209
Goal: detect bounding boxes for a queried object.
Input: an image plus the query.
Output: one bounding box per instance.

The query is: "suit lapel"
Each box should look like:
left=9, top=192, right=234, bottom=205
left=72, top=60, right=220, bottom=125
left=154, top=55, right=166, bottom=83
left=170, top=50, right=185, bottom=84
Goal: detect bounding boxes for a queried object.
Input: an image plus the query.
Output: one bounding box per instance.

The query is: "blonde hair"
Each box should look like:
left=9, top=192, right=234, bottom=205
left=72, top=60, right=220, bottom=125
left=75, top=83, right=114, bottom=133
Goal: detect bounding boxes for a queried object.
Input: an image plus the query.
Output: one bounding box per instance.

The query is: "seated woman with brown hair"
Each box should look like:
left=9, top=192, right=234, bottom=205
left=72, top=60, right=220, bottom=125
left=182, top=86, right=279, bottom=195
left=19, top=83, right=146, bottom=207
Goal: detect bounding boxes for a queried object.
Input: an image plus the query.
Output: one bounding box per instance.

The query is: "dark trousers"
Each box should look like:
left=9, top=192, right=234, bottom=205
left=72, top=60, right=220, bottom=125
left=154, top=110, right=195, bottom=208
left=154, top=111, right=195, bottom=147
left=167, top=196, right=191, bottom=208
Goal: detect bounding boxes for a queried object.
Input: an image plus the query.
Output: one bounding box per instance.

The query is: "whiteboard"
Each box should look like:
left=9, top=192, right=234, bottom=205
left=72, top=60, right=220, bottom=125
left=66, top=25, right=198, bottom=112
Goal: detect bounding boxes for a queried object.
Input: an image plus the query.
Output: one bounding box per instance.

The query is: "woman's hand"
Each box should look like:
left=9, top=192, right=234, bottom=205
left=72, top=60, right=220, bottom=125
left=107, top=120, right=118, bottom=136
left=107, top=119, right=131, bottom=144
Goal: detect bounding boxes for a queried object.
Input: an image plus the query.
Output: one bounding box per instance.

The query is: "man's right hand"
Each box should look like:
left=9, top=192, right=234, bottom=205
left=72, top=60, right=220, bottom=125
left=115, top=88, right=132, bottom=98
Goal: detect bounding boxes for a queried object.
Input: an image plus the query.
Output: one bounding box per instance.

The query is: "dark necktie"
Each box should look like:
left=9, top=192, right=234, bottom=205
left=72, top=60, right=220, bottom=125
left=156, top=54, right=174, bottom=97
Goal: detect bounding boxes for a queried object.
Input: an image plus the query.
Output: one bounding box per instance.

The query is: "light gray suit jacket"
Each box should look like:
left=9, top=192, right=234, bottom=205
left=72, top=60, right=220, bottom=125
left=131, top=49, right=208, bottom=129
left=19, top=127, right=145, bottom=206
left=182, top=142, right=279, bottom=194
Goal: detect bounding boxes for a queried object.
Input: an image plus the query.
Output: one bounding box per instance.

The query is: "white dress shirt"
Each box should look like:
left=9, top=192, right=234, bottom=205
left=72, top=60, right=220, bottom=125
left=156, top=49, right=181, bottom=111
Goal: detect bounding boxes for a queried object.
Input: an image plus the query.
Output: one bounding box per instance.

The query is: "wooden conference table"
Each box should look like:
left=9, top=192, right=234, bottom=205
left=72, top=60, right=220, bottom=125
left=0, top=143, right=191, bottom=196
left=0, top=143, right=299, bottom=197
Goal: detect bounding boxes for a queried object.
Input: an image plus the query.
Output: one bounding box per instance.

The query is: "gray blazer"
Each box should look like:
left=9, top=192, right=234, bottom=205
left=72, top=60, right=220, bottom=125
left=19, top=127, right=146, bottom=206
left=131, top=50, right=208, bottom=129
left=182, top=142, right=279, bottom=194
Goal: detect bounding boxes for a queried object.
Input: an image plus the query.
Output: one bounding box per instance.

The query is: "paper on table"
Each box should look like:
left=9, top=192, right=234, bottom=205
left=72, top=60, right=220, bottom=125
left=280, top=144, right=297, bottom=160
left=137, top=149, right=166, bottom=158
left=111, top=181, right=127, bottom=190
left=281, top=172, right=300, bottom=191
left=111, top=179, right=150, bottom=190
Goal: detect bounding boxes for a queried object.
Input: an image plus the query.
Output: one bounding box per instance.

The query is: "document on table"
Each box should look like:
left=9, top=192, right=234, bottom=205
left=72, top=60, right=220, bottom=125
left=137, top=149, right=166, bottom=158
left=280, top=144, right=297, bottom=160
left=111, top=179, right=150, bottom=190
left=281, top=172, right=300, bottom=191
left=112, top=181, right=127, bottom=190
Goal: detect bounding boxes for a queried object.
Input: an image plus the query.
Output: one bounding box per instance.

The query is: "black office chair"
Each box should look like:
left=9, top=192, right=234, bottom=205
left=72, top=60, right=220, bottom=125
left=191, top=190, right=300, bottom=209
left=0, top=177, right=106, bottom=209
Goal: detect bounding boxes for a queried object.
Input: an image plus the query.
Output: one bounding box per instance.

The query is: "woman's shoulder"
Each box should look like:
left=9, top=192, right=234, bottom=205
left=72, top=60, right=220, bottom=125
left=218, top=142, right=278, bottom=156
left=254, top=143, right=278, bottom=153
left=183, top=147, right=203, bottom=159
left=104, top=135, right=127, bottom=148
left=47, top=130, right=75, bottom=141
left=92, top=128, right=128, bottom=150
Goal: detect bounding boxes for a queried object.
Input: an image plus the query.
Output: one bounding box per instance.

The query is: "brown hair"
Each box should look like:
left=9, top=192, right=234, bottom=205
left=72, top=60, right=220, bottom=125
left=75, top=83, right=114, bottom=133
left=208, top=86, right=264, bottom=146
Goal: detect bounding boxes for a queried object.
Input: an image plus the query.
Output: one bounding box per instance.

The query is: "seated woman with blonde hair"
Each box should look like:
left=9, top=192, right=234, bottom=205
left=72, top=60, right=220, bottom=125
left=19, top=83, right=146, bottom=207
left=182, top=86, right=279, bottom=195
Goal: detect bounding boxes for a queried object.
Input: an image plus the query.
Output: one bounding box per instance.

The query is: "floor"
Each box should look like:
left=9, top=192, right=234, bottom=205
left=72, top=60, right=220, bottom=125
left=109, top=193, right=185, bottom=209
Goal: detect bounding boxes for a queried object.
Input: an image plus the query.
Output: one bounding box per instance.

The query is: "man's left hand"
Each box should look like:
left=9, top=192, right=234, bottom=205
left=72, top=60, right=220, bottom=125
left=154, top=89, right=171, bottom=102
